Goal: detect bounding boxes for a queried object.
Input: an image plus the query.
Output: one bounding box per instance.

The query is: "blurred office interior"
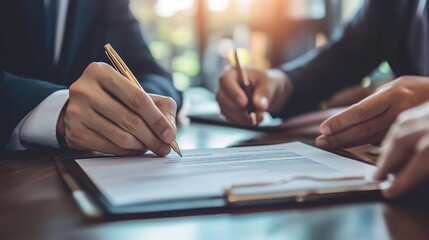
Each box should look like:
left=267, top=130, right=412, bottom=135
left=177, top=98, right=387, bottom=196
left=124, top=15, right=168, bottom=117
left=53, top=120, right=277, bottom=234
left=130, top=0, right=391, bottom=109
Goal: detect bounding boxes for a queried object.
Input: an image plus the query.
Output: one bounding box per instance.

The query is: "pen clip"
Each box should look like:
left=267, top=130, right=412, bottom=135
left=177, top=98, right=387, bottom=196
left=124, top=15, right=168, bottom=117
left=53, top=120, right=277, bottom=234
left=105, top=50, right=120, bottom=73
left=104, top=43, right=143, bottom=89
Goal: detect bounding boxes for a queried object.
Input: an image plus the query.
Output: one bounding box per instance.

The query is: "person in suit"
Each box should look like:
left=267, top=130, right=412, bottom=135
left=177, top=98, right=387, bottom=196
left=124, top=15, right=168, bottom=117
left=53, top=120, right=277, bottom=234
left=216, top=0, right=429, bottom=149
left=0, top=0, right=182, bottom=156
left=375, top=101, right=429, bottom=198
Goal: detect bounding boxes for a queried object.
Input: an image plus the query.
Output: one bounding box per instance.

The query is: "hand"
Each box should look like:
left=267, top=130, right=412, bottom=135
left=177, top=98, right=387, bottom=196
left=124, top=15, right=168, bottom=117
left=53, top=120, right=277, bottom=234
left=315, top=76, right=429, bottom=148
left=57, top=62, right=177, bottom=156
left=374, top=101, right=429, bottom=198
left=216, top=67, right=292, bottom=126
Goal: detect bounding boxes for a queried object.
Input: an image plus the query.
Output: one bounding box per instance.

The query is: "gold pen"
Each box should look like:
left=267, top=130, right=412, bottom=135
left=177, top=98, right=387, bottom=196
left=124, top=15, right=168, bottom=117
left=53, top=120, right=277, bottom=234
left=232, top=48, right=257, bottom=126
left=104, top=43, right=183, bottom=157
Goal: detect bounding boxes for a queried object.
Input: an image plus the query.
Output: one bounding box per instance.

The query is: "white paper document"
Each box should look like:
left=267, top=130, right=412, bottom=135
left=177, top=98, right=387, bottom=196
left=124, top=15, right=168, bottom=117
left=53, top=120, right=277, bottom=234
left=76, top=142, right=377, bottom=206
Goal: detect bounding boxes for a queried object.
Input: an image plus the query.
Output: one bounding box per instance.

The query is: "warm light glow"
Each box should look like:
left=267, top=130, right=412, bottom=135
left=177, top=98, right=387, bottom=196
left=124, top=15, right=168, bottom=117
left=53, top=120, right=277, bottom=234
left=287, top=0, right=325, bottom=20
left=227, top=48, right=251, bottom=66
left=154, top=0, right=195, bottom=17
left=315, top=32, right=327, bottom=48
left=208, top=0, right=229, bottom=12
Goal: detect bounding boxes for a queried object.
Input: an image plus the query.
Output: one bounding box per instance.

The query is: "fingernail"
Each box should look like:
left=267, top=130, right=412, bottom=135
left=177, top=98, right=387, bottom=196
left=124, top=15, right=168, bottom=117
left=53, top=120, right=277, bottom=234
left=316, top=136, right=329, bottom=147
left=320, top=125, right=332, bottom=135
left=162, top=128, right=175, bottom=142
left=259, top=97, right=269, bottom=109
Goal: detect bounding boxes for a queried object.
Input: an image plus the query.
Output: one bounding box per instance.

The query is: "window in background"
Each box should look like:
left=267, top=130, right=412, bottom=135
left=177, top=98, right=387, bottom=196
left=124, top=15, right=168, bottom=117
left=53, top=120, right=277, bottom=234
left=202, top=0, right=332, bottom=91
left=129, top=0, right=366, bottom=92
left=286, top=0, right=326, bottom=20
left=341, top=0, right=364, bottom=22
left=202, top=0, right=278, bottom=91
left=130, top=0, right=200, bottom=91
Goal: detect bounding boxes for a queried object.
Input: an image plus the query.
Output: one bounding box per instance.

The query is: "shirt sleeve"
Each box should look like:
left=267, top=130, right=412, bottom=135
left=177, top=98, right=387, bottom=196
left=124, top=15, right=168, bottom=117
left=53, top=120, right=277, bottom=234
left=7, top=89, right=69, bottom=150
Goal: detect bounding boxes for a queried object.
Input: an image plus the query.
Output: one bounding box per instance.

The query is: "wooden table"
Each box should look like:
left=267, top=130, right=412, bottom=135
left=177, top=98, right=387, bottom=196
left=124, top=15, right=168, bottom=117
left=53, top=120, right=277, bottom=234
left=2, top=123, right=429, bottom=240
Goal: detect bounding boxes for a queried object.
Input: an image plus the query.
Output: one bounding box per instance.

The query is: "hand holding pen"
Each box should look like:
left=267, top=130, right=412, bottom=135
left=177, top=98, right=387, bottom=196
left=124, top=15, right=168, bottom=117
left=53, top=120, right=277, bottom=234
left=216, top=48, right=293, bottom=127
left=105, top=44, right=182, bottom=157
left=56, top=45, right=181, bottom=157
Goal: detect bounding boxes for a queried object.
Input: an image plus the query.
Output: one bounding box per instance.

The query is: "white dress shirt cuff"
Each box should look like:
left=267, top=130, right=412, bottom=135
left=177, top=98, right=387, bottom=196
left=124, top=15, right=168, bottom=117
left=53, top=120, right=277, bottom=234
left=7, top=89, right=69, bottom=150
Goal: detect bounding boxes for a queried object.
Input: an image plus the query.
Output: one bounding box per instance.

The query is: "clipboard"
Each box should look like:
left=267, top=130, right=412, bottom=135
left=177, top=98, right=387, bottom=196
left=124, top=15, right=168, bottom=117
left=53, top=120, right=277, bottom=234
left=188, top=108, right=344, bottom=132
left=183, top=87, right=342, bottom=132
left=54, top=144, right=388, bottom=221
left=56, top=155, right=227, bottom=220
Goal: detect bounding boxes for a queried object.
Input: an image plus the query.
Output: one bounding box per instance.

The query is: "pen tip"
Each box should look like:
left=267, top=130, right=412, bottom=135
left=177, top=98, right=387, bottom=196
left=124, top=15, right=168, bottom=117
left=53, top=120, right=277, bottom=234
left=250, top=112, right=257, bottom=126
left=170, top=141, right=183, bottom=157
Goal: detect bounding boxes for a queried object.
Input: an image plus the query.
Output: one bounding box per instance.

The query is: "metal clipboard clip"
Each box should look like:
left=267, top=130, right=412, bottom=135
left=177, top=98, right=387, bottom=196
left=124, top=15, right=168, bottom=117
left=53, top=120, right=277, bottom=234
left=225, top=175, right=389, bottom=204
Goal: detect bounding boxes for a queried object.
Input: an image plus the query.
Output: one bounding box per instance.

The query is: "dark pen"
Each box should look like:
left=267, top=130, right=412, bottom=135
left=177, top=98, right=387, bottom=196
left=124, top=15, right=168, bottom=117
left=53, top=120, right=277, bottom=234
left=233, top=49, right=257, bottom=126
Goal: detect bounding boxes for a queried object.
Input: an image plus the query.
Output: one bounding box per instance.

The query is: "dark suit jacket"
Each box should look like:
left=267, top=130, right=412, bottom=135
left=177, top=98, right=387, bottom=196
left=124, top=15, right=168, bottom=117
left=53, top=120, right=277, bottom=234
left=0, top=0, right=182, bottom=148
left=276, top=0, right=425, bottom=119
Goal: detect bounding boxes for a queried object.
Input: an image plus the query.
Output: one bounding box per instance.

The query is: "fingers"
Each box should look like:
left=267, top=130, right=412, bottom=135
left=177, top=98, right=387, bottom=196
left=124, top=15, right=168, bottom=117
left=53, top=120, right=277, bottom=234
left=65, top=100, right=147, bottom=155
left=315, top=109, right=393, bottom=148
left=372, top=101, right=429, bottom=198
left=317, top=130, right=386, bottom=150
left=374, top=145, right=412, bottom=181
left=218, top=68, right=248, bottom=107
left=217, top=68, right=282, bottom=126
left=217, top=68, right=256, bottom=125
left=382, top=135, right=429, bottom=198
left=151, top=94, right=178, bottom=128
left=319, top=92, right=391, bottom=136
left=87, top=63, right=176, bottom=144
left=68, top=62, right=178, bottom=156
left=316, top=92, right=392, bottom=148
left=87, top=89, right=174, bottom=156
left=84, top=110, right=146, bottom=151
left=217, top=90, right=253, bottom=126
left=64, top=113, right=146, bottom=156
left=251, top=75, right=275, bottom=112
left=374, top=125, right=426, bottom=180
left=255, top=111, right=265, bottom=123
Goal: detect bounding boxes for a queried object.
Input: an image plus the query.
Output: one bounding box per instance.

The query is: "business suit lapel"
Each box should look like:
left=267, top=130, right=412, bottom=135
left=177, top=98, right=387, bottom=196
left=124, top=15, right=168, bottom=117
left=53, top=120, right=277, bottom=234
left=58, top=0, right=98, bottom=84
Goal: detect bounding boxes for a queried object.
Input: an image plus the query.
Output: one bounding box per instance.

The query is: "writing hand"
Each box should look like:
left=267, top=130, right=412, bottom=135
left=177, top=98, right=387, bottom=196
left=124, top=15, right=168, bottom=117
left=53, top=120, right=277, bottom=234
left=57, top=62, right=177, bottom=156
left=315, top=76, right=429, bottom=148
left=216, top=67, right=292, bottom=126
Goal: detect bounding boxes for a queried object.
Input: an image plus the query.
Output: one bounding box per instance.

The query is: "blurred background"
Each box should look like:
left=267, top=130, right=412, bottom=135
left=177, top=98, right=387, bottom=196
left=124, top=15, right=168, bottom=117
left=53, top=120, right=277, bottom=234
left=130, top=0, right=391, bottom=108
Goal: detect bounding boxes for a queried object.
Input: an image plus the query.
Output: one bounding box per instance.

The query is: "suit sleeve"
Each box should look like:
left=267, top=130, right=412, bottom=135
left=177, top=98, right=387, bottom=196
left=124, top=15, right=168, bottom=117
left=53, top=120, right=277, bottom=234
left=98, top=0, right=182, bottom=109
left=0, top=71, right=67, bottom=149
left=0, top=4, right=67, bottom=149
left=274, top=0, right=385, bottom=119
